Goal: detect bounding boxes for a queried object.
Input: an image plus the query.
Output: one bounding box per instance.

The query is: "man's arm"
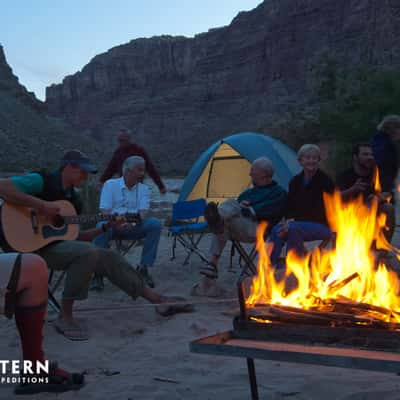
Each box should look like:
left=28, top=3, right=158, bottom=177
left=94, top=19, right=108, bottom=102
left=0, top=176, right=59, bottom=216
left=78, top=180, right=114, bottom=241
left=99, top=152, right=118, bottom=183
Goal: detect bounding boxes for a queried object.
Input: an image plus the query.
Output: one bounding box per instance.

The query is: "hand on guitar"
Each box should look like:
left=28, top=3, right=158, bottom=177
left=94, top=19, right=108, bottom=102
left=37, top=201, right=60, bottom=217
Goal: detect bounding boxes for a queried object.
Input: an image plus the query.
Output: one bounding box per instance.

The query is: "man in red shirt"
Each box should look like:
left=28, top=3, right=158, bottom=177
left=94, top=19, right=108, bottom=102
left=99, top=129, right=166, bottom=194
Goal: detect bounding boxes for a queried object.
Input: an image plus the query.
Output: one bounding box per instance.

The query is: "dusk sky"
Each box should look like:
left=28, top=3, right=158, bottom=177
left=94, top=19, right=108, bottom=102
left=1, top=0, right=261, bottom=100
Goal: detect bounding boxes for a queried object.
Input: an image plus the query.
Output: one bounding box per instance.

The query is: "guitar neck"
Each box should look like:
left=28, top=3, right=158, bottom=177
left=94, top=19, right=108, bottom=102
left=63, top=214, right=118, bottom=225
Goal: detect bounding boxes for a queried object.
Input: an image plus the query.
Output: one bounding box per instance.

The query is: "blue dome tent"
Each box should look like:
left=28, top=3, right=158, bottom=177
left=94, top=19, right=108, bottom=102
left=179, top=132, right=301, bottom=203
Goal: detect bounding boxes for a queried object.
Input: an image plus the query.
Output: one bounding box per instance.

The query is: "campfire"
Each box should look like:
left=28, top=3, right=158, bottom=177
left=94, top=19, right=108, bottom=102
left=237, top=171, right=400, bottom=350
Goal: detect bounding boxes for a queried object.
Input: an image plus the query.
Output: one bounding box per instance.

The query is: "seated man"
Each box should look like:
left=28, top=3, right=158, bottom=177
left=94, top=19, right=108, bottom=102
left=336, top=143, right=395, bottom=242
left=194, top=157, right=287, bottom=296
left=1, top=253, right=84, bottom=394
left=0, top=150, right=191, bottom=341
left=93, top=155, right=162, bottom=288
left=268, top=144, right=335, bottom=267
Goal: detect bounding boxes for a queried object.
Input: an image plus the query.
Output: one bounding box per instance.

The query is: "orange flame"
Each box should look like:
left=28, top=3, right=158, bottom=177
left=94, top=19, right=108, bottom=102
left=373, top=166, right=381, bottom=194
left=247, top=191, right=400, bottom=323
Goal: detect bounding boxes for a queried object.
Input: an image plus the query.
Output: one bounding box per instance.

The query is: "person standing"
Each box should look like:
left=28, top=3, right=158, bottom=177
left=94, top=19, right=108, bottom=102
left=99, top=129, right=166, bottom=194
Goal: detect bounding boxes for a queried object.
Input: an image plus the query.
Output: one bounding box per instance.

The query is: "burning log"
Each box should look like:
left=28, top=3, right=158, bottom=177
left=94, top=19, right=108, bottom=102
left=329, top=297, right=397, bottom=318
left=327, top=272, right=360, bottom=293
left=248, top=303, right=400, bottom=330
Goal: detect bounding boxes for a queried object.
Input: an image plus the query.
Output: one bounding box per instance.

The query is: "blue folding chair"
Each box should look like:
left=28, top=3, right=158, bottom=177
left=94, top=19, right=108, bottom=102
left=168, top=199, right=209, bottom=265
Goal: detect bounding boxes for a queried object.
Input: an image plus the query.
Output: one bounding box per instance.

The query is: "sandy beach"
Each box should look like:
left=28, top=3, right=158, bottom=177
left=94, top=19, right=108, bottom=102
left=1, top=180, right=400, bottom=400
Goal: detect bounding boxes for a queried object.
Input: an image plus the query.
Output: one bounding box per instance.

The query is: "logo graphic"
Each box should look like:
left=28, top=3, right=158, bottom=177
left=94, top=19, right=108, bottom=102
left=0, top=360, right=50, bottom=384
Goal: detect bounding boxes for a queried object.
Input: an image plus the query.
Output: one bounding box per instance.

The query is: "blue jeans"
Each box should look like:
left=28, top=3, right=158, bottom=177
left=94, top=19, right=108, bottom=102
left=268, top=221, right=332, bottom=266
left=93, top=218, right=162, bottom=267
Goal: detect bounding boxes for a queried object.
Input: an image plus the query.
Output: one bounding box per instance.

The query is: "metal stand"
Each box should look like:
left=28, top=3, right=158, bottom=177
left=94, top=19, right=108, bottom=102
left=235, top=246, right=259, bottom=399
left=246, top=358, right=259, bottom=400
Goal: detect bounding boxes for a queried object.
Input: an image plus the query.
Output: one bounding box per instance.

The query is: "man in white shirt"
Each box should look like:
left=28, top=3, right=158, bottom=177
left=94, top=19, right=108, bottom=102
left=93, top=156, right=162, bottom=288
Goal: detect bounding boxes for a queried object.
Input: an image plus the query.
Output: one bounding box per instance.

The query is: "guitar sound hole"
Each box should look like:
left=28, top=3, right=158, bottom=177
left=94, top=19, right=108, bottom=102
left=52, top=215, right=65, bottom=228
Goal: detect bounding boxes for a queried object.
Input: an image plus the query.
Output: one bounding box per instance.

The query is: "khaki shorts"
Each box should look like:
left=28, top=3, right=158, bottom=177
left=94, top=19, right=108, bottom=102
left=0, top=253, right=19, bottom=315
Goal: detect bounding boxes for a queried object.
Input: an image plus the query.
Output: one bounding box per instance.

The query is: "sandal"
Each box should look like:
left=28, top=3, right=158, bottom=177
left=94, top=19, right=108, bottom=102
left=155, top=296, right=194, bottom=317
left=53, top=317, right=89, bottom=341
left=14, top=362, right=85, bottom=395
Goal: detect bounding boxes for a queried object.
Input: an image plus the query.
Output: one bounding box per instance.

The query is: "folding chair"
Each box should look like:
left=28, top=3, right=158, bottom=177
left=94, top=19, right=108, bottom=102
left=47, top=269, right=66, bottom=313
left=168, top=199, right=209, bottom=265
left=113, top=238, right=143, bottom=257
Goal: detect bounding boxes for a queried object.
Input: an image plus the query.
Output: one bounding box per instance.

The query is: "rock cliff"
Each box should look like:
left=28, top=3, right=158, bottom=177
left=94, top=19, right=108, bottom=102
left=0, top=45, right=101, bottom=171
left=46, top=0, right=400, bottom=174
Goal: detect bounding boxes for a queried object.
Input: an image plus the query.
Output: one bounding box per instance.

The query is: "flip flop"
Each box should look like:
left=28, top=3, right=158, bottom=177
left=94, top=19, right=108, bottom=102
left=53, top=318, right=89, bottom=341
left=14, top=362, right=85, bottom=395
left=155, top=296, right=195, bottom=317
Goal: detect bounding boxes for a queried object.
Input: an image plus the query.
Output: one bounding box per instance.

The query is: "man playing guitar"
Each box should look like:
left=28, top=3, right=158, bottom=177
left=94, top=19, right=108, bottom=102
left=0, top=150, right=192, bottom=341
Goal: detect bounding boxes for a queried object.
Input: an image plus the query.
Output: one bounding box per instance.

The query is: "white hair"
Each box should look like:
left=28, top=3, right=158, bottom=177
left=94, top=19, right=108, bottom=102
left=297, top=144, right=321, bottom=160
left=122, top=156, right=145, bottom=174
left=377, top=115, right=400, bottom=135
left=252, top=157, right=274, bottom=177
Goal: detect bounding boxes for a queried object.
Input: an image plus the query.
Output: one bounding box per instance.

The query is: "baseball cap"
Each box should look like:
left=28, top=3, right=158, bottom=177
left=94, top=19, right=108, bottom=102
left=61, top=150, right=98, bottom=174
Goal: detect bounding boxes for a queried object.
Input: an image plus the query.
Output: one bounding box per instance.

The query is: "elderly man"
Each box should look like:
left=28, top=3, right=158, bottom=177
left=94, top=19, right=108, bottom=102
left=99, top=129, right=166, bottom=194
left=337, top=143, right=396, bottom=242
left=93, top=156, right=162, bottom=288
left=193, top=157, right=287, bottom=296
left=0, top=150, right=191, bottom=341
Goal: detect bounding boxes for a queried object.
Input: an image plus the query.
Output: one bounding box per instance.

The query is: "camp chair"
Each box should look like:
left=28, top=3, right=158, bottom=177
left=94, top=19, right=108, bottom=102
left=113, top=238, right=143, bottom=257
left=229, top=241, right=258, bottom=272
left=168, top=199, right=209, bottom=265
left=47, top=269, right=66, bottom=313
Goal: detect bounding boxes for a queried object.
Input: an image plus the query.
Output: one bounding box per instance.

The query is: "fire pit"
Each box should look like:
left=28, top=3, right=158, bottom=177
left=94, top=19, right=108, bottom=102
left=190, top=187, right=400, bottom=399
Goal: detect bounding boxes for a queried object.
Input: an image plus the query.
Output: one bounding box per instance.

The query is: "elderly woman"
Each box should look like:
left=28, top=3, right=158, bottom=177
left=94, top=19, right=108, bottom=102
left=268, top=144, right=335, bottom=267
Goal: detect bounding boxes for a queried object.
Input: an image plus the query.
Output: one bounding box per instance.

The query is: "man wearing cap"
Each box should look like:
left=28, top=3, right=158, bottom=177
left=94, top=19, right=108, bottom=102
left=99, top=129, right=167, bottom=194
left=0, top=150, right=192, bottom=341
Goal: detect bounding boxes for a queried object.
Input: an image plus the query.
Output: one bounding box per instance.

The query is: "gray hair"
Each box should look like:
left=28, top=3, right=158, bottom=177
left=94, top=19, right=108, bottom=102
left=377, top=115, right=400, bottom=135
left=122, top=156, right=145, bottom=174
left=252, top=157, right=274, bottom=177
left=297, top=144, right=321, bottom=160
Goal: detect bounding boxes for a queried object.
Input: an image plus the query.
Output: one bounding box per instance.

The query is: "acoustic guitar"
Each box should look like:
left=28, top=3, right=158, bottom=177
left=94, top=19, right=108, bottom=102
left=0, top=200, right=141, bottom=252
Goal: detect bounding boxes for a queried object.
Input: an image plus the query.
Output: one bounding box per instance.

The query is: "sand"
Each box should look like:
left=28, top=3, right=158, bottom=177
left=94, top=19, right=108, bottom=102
left=1, top=182, right=400, bottom=399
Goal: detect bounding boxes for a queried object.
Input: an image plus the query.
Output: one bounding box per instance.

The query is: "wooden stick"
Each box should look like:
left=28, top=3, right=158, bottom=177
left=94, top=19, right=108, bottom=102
left=327, top=272, right=359, bottom=292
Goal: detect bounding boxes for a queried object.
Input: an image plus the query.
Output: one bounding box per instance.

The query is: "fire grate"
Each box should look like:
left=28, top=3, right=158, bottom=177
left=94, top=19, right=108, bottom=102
left=190, top=240, right=400, bottom=400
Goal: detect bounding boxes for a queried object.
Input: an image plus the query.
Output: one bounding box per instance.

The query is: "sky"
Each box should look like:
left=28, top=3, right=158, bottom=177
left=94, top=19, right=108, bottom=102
left=1, top=0, right=262, bottom=100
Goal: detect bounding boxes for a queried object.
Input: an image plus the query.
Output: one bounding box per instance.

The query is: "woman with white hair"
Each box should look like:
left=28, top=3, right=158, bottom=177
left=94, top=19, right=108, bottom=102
left=268, top=144, right=335, bottom=267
